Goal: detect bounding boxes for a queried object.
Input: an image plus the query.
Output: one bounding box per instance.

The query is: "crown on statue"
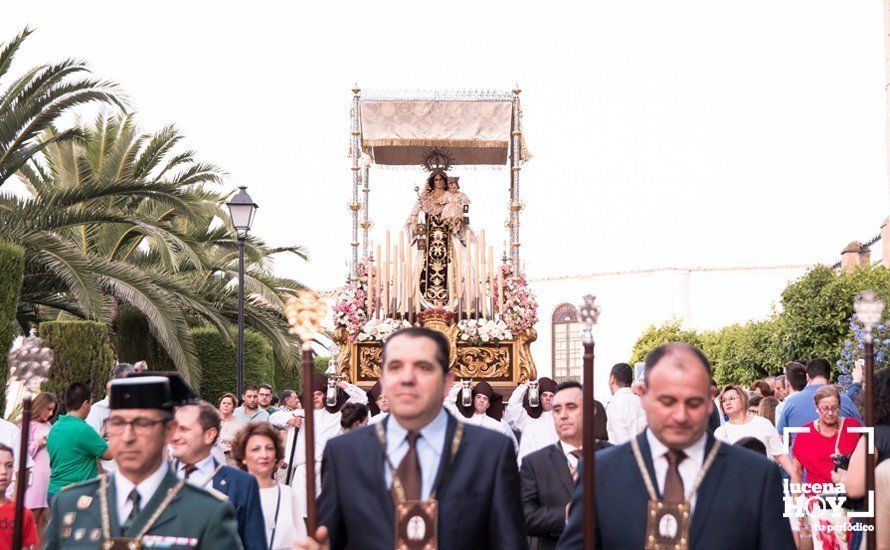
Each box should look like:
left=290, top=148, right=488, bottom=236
left=422, top=148, right=453, bottom=173
left=417, top=308, right=454, bottom=330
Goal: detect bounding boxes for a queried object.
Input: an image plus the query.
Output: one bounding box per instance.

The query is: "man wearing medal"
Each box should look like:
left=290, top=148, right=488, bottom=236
left=559, top=343, right=794, bottom=549
left=45, top=374, right=242, bottom=549
left=295, top=327, right=527, bottom=550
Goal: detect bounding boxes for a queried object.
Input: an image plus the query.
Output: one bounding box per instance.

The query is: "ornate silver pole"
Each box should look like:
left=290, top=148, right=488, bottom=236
left=578, top=295, right=601, bottom=550
left=510, top=85, right=522, bottom=272
left=350, top=84, right=362, bottom=279
left=361, top=156, right=371, bottom=259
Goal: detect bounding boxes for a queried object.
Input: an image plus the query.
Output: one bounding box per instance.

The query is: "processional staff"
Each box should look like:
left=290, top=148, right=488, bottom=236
left=285, top=291, right=328, bottom=535
left=7, top=329, right=53, bottom=550
left=578, top=295, right=601, bottom=550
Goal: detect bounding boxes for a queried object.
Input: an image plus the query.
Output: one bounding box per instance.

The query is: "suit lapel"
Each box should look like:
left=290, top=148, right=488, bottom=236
left=431, top=413, right=458, bottom=495
left=636, top=432, right=661, bottom=499
left=374, top=416, right=395, bottom=526
left=690, top=434, right=726, bottom=543
left=550, top=443, right=574, bottom=497
left=213, top=465, right=230, bottom=495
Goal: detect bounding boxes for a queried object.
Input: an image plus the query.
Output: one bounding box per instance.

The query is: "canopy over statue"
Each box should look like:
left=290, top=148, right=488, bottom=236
left=333, top=87, right=538, bottom=391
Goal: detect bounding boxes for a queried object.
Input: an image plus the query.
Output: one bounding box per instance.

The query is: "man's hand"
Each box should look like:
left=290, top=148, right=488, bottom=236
left=294, top=526, right=329, bottom=550
left=287, top=416, right=302, bottom=428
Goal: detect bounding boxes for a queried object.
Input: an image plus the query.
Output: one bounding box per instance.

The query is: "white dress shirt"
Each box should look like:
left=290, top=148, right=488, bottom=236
left=369, top=412, right=388, bottom=425
left=560, top=441, right=580, bottom=471
left=606, top=387, right=647, bottom=444
left=174, top=453, right=217, bottom=488
left=384, top=408, right=449, bottom=502
left=114, top=461, right=169, bottom=524
left=645, top=429, right=707, bottom=511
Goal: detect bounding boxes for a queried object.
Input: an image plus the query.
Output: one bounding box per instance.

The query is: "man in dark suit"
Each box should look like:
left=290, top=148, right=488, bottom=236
left=559, top=343, right=794, bottom=550
left=171, top=401, right=267, bottom=550
left=521, top=380, right=610, bottom=550
left=296, top=327, right=527, bottom=550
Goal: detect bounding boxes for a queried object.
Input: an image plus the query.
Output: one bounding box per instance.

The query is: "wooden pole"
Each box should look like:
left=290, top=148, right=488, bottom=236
left=865, top=338, right=876, bottom=550
left=582, top=337, right=596, bottom=550
left=13, top=395, right=30, bottom=550
left=302, top=348, right=317, bottom=535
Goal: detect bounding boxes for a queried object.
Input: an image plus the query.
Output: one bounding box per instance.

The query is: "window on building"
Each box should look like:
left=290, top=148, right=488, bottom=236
left=552, top=303, right=580, bottom=383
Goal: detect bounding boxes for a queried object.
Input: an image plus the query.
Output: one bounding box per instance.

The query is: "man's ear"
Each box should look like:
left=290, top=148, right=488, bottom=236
left=443, top=371, right=455, bottom=396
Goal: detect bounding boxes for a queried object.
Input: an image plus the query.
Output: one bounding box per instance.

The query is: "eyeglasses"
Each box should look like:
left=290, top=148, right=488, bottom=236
left=105, top=417, right=167, bottom=435
left=818, top=405, right=840, bottom=413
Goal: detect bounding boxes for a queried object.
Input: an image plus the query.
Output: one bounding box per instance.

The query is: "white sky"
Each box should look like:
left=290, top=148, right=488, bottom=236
left=4, top=1, right=888, bottom=297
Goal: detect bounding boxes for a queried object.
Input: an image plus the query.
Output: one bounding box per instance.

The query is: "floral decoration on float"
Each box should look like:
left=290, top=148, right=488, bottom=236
left=501, top=264, right=538, bottom=334
left=457, top=319, right=512, bottom=345
left=358, top=318, right=412, bottom=342
left=332, top=259, right=371, bottom=343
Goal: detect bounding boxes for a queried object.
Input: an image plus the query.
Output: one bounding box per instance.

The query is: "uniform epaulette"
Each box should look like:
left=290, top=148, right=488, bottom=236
left=58, top=475, right=104, bottom=493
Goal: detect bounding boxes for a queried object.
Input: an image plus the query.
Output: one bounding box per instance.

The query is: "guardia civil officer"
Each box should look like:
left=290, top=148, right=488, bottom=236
left=45, top=373, right=242, bottom=549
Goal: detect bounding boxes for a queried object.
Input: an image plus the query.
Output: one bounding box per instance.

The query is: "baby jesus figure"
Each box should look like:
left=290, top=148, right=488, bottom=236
left=438, top=177, right=471, bottom=238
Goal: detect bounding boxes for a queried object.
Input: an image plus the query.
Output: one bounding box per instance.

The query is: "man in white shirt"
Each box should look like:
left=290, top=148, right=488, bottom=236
left=85, top=362, right=138, bottom=474
left=0, top=417, right=32, bottom=497
left=170, top=401, right=266, bottom=550
left=605, top=362, right=647, bottom=444
left=272, top=373, right=367, bottom=519
left=504, top=378, right=559, bottom=464
left=444, top=381, right=517, bottom=447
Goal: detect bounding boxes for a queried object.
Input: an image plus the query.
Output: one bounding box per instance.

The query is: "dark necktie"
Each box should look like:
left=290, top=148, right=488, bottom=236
left=395, top=431, right=422, bottom=501
left=121, top=488, right=141, bottom=534
left=569, top=449, right=582, bottom=482
left=663, top=449, right=687, bottom=502
left=183, top=464, right=197, bottom=479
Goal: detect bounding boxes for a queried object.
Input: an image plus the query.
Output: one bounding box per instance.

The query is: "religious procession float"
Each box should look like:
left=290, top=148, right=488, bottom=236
left=328, top=87, right=539, bottom=396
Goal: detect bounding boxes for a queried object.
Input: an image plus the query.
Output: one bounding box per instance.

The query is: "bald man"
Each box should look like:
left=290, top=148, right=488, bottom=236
left=559, top=343, right=794, bottom=550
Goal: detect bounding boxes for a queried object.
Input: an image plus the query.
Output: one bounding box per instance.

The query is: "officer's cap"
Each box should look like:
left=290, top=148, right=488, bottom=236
left=109, top=372, right=198, bottom=412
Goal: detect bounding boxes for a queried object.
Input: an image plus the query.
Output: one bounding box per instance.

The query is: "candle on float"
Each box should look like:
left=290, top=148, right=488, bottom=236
left=399, top=231, right=406, bottom=316
left=464, top=242, right=471, bottom=319
left=453, top=244, right=461, bottom=315
left=366, top=258, right=374, bottom=316
left=488, top=246, right=495, bottom=319
left=480, top=231, right=486, bottom=317
left=376, top=244, right=382, bottom=317
left=394, top=240, right=401, bottom=318
left=497, top=260, right=504, bottom=317
left=384, top=231, right=391, bottom=317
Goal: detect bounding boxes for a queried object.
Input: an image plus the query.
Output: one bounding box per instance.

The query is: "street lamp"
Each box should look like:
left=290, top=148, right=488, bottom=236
left=227, top=186, right=258, bottom=398
left=853, top=290, right=883, bottom=550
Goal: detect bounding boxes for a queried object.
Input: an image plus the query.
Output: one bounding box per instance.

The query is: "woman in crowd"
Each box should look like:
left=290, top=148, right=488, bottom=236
left=749, top=379, right=774, bottom=397
left=218, top=392, right=245, bottom=467
left=758, top=396, right=779, bottom=425
left=716, top=386, right=799, bottom=480
left=792, top=385, right=862, bottom=549
left=747, top=394, right=763, bottom=416
left=26, top=391, right=57, bottom=548
left=233, top=422, right=305, bottom=549
left=339, top=403, right=369, bottom=433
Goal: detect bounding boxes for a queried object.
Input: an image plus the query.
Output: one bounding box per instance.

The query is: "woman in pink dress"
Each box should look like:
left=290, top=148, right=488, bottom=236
left=26, top=392, right=57, bottom=548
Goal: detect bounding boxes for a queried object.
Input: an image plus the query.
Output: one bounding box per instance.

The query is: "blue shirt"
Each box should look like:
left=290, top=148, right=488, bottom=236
left=383, top=408, right=449, bottom=501
left=776, top=383, right=862, bottom=436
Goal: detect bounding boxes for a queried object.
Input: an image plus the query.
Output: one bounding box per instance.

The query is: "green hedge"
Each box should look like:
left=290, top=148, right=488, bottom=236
left=192, top=327, right=274, bottom=404
left=41, top=321, right=115, bottom=406
left=113, top=305, right=174, bottom=371
left=0, top=242, right=25, bottom=414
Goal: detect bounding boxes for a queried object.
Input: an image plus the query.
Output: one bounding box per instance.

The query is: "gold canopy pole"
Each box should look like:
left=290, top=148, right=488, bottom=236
left=285, top=291, right=328, bottom=537
left=350, top=84, right=362, bottom=279
left=361, top=156, right=371, bottom=259
left=510, top=85, right=522, bottom=272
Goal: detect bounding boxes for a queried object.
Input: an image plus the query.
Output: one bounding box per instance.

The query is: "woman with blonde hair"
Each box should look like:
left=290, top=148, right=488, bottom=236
left=758, top=396, right=780, bottom=426
left=232, top=422, right=305, bottom=548
left=218, top=392, right=245, bottom=467
left=26, top=391, right=57, bottom=547
left=715, top=386, right=799, bottom=480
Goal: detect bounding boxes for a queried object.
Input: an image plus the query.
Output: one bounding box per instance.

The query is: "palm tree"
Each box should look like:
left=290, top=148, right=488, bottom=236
left=8, top=113, right=305, bottom=384
left=0, top=28, right=123, bottom=187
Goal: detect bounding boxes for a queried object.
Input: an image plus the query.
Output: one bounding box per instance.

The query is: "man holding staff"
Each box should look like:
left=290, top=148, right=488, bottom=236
left=559, top=343, right=794, bottom=549
left=295, top=327, right=526, bottom=550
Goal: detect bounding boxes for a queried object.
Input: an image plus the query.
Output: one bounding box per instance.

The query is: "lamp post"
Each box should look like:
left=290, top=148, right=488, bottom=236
left=853, top=290, right=883, bottom=550
left=227, top=186, right=258, bottom=398
left=578, top=294, right=600, bottom=550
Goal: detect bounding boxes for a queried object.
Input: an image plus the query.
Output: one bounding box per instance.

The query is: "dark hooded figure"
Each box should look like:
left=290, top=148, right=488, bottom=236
left=504, top=377, right=560, bottom=464
left=312, top=373, right=351, bottom=414
left=521, top=377, right=558, bottom=419
left=365, top=381, right=388, bottom=417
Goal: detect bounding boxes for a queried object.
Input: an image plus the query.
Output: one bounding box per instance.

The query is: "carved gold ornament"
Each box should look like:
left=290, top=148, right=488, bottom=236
left=285, top=291, right=328, bottom=350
